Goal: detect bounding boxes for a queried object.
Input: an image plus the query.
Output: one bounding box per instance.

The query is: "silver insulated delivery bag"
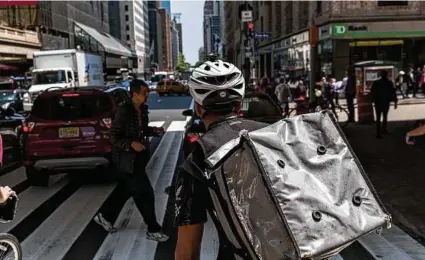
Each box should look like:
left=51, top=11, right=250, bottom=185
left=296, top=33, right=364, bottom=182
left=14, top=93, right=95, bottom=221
left=199, top=111, right=391, bottom=260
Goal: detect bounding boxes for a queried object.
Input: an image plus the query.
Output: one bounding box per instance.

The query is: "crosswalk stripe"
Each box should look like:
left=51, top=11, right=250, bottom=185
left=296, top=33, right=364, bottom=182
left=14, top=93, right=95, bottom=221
left=382, top=225, right=425, bottom=259
left=1, top=118, right=424, bottom=259
left=330, top=254, right=344, bottom=260
left=148, top=121, right=165, bottom=128
left=201, top=215, right=219, bottom=260
left=0, top=167, right=26, bottom=189
left=21, top=184, right=115, bottom=260
left=93, top=121, right=185, bottom=260
left=0, top=174, right=68, bottom=233
left=358, top=231, right=414, bottom=259
left=148, top=121, right=165, bottom=142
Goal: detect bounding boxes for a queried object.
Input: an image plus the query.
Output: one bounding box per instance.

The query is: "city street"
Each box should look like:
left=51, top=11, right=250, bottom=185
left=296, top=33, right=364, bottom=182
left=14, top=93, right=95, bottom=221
left=0, top=92, right=422, bottom=259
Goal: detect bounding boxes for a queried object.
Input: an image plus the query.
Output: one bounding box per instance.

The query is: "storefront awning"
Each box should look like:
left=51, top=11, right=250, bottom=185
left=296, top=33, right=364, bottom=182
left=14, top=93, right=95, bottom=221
left=74, top=22, right=133, bottom=57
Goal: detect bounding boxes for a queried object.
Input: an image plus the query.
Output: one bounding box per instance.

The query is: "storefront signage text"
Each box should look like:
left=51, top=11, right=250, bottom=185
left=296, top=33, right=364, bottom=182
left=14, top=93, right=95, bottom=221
left=331, top=20, right=425, bottom=39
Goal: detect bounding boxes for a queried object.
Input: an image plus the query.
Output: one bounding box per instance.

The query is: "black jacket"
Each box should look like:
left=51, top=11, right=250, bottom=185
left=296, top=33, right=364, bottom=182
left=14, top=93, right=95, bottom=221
left=371, top=78, right=397, bottom=106
left=174, top=116, right=268, bottom=259
left=110, top=102, right=158, bottom=170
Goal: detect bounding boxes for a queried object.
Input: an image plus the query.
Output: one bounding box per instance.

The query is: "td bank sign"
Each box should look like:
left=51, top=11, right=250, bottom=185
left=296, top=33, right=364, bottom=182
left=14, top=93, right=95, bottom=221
left=333, top=24, right=368, bottom=36
left=330, top=21, right=425, bottom=38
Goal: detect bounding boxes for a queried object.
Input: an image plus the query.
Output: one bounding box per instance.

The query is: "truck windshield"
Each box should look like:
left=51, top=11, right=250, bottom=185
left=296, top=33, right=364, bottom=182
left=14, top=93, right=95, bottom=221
left=33, top=71, right=67, bottom=85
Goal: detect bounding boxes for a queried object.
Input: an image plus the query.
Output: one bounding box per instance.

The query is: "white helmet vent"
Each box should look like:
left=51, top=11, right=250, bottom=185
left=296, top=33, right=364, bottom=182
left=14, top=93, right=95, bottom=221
left=189, top=60, right=245, bottom=107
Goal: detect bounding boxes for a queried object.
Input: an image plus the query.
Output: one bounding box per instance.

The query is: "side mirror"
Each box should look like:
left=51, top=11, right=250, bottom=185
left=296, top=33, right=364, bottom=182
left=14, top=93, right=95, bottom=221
left=182, top=109, right=193, bottom=117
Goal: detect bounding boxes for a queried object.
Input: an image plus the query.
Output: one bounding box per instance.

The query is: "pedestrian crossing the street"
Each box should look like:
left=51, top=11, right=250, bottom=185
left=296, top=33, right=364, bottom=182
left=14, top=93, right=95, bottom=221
left=0, top=120, right=425, bottom=260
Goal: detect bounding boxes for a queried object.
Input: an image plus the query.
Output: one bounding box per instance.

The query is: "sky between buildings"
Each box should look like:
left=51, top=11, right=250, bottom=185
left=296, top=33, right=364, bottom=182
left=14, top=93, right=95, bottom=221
left=171, top=0, right=204, bottom=64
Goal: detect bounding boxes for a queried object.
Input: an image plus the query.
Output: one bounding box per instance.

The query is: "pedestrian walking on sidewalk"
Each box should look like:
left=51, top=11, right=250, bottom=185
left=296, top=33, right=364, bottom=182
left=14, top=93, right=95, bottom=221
left=93, top=79, right=169, bottom=242
left=371, top=70, right=398, bottom=138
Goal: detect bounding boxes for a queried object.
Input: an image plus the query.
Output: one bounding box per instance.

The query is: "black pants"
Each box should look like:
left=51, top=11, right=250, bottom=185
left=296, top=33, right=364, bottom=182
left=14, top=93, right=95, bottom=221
left=375, top=104, right=389, bottom=137
left=346, top=94, right=355, bottom=122
left=102, top=159, right=161, bottom=232
left=334, top=92, right=339, bottom=105
left=408, top=83, right=417, bottom=97
left=396, top=86, right=406, bottom=98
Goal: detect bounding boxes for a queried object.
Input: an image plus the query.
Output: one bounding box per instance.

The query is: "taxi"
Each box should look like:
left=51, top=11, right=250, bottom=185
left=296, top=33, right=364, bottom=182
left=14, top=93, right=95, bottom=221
left=156, top=80, right=189, bottom=96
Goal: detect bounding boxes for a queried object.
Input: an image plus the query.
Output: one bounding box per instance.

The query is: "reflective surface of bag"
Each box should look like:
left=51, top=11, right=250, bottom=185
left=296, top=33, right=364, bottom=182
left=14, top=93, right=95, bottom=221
left=203, top=111, right=391, bottom=260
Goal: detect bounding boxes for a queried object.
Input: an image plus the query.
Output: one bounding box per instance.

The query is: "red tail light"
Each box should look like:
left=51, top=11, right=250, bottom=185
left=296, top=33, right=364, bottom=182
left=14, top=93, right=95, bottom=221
left=23, top=122, right=35, bottom=133
left=101, top=118, right=112, bottom=129
left=62, top=93, right=79, bottom=97
left=188, top=133, right=200, bottom=143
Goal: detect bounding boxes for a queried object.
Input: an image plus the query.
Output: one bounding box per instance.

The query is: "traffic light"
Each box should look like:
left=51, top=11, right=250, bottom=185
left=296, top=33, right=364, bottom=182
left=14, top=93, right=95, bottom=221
left=245, top=23, right=255, bottom=40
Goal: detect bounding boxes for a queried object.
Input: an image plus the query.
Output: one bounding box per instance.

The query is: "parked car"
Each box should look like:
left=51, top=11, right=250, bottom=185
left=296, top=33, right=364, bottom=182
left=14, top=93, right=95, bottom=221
left=0, top=107, right=24, bottom=169
left=0, top=89, right=27, bottom=113
left=156, top=81, right=189, bottom=96
left=22, top=87, right=118, bottom=186
left=181, top=91, right=283, bottom=158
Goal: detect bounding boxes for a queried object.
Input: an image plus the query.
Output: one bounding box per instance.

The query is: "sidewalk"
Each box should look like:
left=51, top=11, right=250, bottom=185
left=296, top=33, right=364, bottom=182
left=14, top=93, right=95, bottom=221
left=337, top=94, right=425, bottom=107
left=343, top=123, right=425, bottom=243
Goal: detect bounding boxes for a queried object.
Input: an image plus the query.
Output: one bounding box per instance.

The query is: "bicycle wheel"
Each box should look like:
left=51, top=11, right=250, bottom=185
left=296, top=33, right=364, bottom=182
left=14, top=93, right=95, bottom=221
left=0, top=233, right=22, bottom=260
left=285, top=108, right=299, bottom=118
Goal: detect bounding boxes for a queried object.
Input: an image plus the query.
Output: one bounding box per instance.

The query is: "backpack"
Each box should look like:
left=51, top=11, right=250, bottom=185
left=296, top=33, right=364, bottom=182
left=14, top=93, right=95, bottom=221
left=190, top=111, right=391, bottom=260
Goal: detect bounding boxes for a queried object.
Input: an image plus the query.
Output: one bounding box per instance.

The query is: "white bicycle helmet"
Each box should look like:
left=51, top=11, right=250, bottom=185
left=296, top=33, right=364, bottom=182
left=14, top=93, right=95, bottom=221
left=189, top=60, right=245, bottom=109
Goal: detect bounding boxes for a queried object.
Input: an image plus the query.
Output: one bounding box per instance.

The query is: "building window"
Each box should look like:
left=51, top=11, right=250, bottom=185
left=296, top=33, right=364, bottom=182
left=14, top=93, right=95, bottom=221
left=127, top=35, right=130, bottom=41
left=377, top=1, right=408, bottom=6
left=125, top=5, right=128, bottom=11
left=125, top=15, right=129, bottom=21
left=126, top=25, right=129, bottom=31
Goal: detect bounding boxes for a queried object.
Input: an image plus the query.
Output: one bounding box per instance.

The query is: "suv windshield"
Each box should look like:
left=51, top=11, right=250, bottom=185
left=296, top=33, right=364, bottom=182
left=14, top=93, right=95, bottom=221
left=33, top=70, right=66, bottom=85
left=32, top=93, right=112, bottom=120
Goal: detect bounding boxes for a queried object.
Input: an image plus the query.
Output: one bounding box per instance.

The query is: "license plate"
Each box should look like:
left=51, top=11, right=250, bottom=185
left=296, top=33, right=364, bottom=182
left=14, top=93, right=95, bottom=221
left=59, top=127, right=79, bottom=138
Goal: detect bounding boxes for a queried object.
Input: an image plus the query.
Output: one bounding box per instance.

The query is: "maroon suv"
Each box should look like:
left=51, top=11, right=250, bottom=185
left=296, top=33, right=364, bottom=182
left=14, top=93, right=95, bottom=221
left=23, top=88, right=116, bottom=186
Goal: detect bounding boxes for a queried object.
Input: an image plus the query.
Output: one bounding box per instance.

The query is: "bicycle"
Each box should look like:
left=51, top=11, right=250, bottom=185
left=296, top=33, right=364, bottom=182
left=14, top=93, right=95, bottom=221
left=284, top=94, right=351, bottom=129
left=0, top=194, right=22, bottom=260
left=0, top=233, right=21, bottom=260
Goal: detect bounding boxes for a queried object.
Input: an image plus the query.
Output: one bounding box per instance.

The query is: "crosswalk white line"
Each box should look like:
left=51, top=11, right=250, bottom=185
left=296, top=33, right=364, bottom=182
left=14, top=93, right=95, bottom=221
left=330, top=254, right=344, bottom=260
left=2, top=118, right=424, bottom=260
left=94, top=121, right=185, bottom=260
left=382, top=225, right=425, bottom=260
left=0, top=167, right=26, bottom=188
left=358, top=231, right=414, bottom=260
left=21, top=184, right=115, bottom=260
left=148, top=121, right=165, bottom=128
left=201, top=215, right=219, bottom=260
left=0, top=174, right=68, bottom=233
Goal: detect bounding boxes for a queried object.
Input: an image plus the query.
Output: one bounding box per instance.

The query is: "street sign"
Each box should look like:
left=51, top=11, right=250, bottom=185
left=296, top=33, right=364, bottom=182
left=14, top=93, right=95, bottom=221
left=254, top=32, right=271, bottom=39
left=241, top=10, right=253, bottom=22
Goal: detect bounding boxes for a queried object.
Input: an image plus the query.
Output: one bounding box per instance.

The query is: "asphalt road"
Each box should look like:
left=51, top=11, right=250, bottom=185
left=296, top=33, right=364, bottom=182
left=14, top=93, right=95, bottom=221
left=2, top=93, right=425, bottom=260
left=0, top=93, right=191, bottom=260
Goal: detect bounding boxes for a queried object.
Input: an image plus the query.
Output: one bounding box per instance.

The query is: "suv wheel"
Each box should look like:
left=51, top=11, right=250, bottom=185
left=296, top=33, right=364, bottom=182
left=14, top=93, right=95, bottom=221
left=25, top=166, right=49, bottom=186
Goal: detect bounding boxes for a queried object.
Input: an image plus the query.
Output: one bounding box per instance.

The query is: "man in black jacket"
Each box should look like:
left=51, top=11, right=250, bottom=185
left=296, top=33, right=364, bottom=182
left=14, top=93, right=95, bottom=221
left=371, top=70, right=398, bottom=138
left=94, top=79, right=169, bottom=242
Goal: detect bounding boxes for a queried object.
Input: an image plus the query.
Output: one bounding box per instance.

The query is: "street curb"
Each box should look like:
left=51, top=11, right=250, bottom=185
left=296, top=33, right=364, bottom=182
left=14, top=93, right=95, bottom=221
left=339, top=101, right=425, bottom=108
left=386, top=203, right=425, bottom=247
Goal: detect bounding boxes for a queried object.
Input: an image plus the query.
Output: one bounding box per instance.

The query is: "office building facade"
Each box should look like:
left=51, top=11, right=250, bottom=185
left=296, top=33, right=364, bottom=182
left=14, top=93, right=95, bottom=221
left=148, top=0, right=163, bottom=70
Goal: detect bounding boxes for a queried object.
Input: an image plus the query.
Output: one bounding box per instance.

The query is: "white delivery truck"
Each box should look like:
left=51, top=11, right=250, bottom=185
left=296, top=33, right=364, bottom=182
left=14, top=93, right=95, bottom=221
left=23, top=49, right=104, bottom=111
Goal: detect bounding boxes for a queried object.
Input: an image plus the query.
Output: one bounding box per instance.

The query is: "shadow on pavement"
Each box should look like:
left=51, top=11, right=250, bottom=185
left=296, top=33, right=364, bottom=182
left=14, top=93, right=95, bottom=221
left=344, top=119, right=425, bottom=245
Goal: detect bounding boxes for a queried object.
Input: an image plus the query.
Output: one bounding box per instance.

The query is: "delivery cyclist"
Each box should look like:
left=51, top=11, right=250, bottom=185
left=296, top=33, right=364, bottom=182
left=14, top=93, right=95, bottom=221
left=174, top=60, right=268, bottom=259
